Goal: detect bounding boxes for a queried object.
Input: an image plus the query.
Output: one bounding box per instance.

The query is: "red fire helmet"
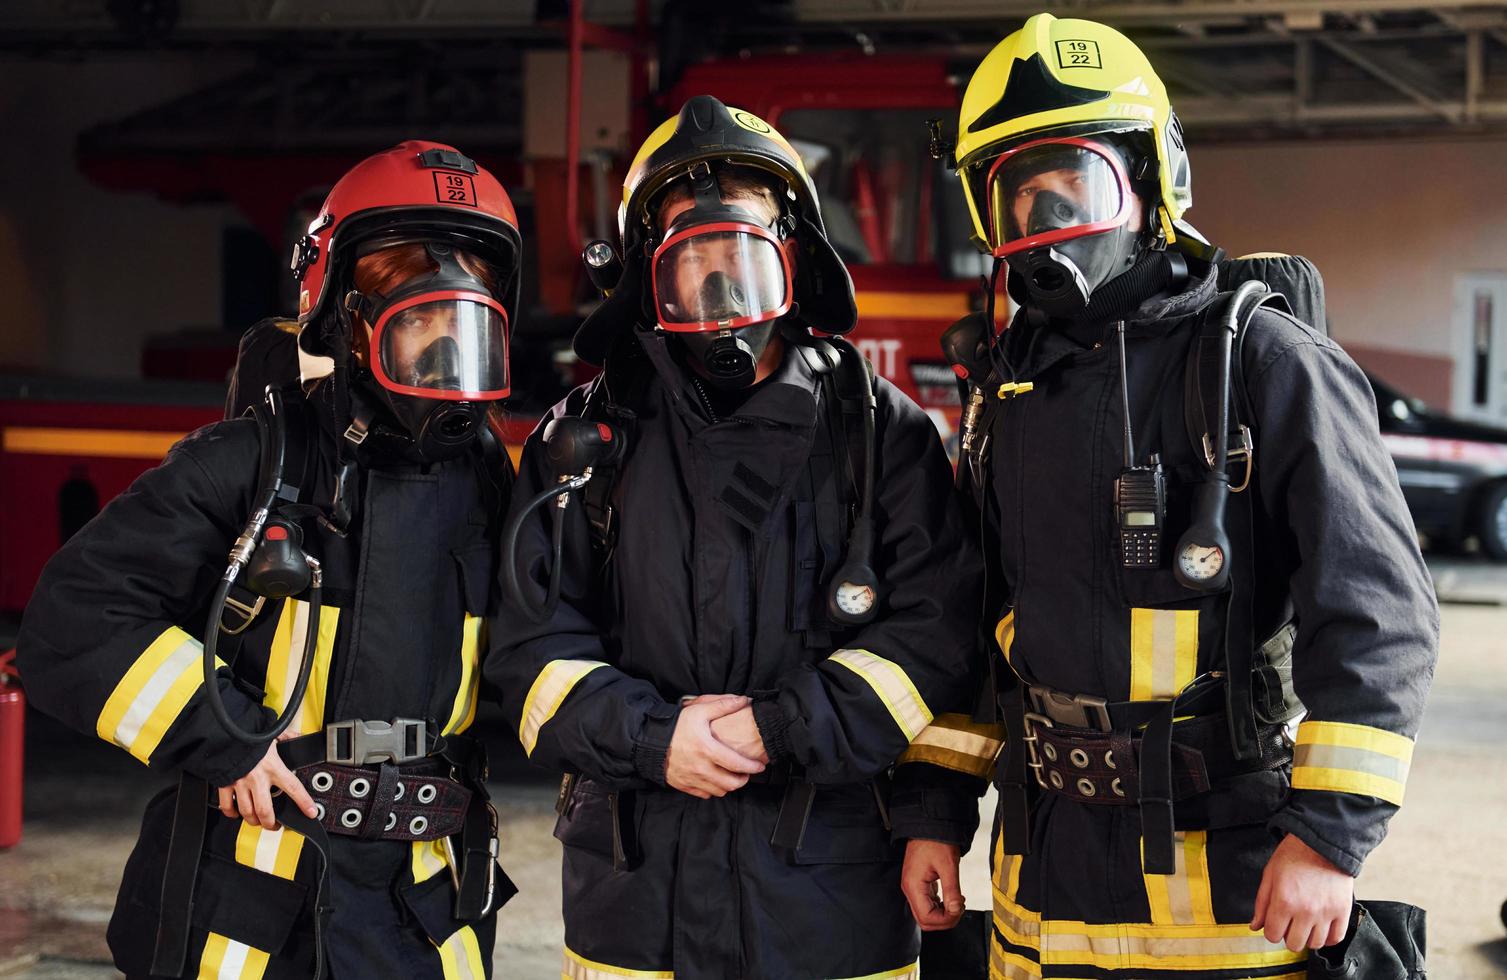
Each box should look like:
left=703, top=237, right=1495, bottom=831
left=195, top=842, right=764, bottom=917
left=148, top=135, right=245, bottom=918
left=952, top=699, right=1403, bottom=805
left=292, top=140, right=522, bottom=346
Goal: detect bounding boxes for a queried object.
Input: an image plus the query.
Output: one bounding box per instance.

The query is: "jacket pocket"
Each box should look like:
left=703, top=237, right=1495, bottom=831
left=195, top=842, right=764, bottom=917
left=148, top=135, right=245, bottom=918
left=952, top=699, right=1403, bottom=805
left=789, top=784, right=898, bottom=866
left=452, top=541, right=497, bottom=617
left=552, top=778, right=618, bottom=863
left=788, top=500, right=838, bottom=635
left=399, top=872, right=466, bottom=945
left=189, top=850, right=310, bottom=954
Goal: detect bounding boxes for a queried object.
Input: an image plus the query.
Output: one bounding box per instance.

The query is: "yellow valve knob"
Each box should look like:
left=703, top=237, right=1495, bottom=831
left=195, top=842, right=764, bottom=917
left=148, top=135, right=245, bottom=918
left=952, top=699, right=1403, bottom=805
left=997, top=382, right=1035, bottom=399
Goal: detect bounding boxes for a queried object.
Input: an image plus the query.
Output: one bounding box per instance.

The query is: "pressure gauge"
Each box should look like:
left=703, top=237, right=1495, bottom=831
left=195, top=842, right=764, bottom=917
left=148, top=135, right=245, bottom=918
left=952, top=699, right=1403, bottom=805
left=833, top=581, right=877, bottom=618
left=1177, top=542, right=1225, bottom=583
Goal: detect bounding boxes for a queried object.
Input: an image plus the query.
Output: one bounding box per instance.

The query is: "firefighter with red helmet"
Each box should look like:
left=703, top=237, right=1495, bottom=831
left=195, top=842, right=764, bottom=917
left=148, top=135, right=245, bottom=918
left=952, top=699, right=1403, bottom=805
left=17, top=141, right=522, bottom=978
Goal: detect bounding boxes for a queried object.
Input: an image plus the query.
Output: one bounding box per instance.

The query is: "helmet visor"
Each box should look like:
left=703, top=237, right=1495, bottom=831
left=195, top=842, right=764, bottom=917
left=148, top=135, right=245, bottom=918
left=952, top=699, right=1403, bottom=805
left=371, top=291, right=510, bottom=400
left=984, top=138, right=1131, bottom=258
left=652, top=223, right=793, bottom=332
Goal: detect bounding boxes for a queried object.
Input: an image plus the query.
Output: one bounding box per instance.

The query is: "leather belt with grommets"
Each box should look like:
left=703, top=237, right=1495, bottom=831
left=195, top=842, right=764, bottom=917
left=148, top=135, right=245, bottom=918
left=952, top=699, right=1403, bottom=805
left=1018, top=682, right=1292, bottom=808
left=275, top=718, right=482, bottom=843
left=298, top=758, right=471, bottom=841
left=1023, top=720, right=1211, bottom=805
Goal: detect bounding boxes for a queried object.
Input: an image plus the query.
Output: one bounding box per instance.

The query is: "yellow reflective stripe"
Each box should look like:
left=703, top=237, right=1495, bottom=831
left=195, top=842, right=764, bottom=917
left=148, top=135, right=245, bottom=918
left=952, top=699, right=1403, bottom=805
left=412, top=838, right=449, bottom=884
left=96, top=626, right=223, bottom=764
left=197, top=932, right=270, bottom=980
left=1129, top=608, right=1199, bottom=702
left=898, top=713, right=1004, bottom=778
left=265, top=599, right=341, bottom=736
left=989, top=932, right=1043, bottom=979
left=827, top=648, right=933, bottom=741
left=993, top=825, right=1302, bottom=972
left=435, top=925, right=486, bottom=980
left=519, top=660, right=610, bottom=756
left=197, top=933, right=230, bottom=979
left=1143, top=831, right=1216, bottom=926
left=994, top=612, right=1016, bottom=665
left=836, top=962, right=919, bottom=980
left=563, top=946, right=674, bottom=978
left=1292, top=720, right=1413, bottom=805
left=234, top=822, right=305, bottom=881
left=445, top=615, right=485, bottom=735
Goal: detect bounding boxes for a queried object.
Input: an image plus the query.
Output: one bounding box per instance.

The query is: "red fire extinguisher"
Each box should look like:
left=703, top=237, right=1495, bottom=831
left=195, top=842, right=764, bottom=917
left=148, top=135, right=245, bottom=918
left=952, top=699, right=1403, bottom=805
left=0, top=648, right=23, bottom=849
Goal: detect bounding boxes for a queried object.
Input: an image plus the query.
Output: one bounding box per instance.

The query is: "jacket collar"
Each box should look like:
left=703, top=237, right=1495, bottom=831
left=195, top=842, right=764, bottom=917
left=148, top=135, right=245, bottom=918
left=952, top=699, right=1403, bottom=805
left=640, top=328, right=819, bottom=431
left=1004, top=259, right=1219, bottom=379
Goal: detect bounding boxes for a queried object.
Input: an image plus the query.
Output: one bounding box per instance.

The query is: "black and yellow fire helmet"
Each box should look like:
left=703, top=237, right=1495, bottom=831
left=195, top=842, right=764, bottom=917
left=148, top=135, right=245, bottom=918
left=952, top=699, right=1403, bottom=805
left=955, top=13, right=1192, bottom=250
left=574, top=95, right=857, bottom=365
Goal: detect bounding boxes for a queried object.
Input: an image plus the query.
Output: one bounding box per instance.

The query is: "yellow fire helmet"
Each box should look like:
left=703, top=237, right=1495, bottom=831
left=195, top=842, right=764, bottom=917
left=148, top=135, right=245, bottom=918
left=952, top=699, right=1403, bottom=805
left=574, top=95, right=856, bottom=365
left=955, top=12, right=1191, bottom=252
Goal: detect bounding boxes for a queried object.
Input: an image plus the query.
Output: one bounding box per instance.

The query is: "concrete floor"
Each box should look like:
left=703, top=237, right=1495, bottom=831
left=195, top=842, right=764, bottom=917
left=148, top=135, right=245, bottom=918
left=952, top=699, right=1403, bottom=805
left=2, top=557, right=1505, bottom=979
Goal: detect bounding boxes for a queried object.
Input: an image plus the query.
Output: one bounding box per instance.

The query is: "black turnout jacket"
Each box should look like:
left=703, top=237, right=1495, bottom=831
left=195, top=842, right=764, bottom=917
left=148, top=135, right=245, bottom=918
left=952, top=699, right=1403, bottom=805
left=486, top=331, right=981, bottom=979
left=17, top=384, right=508, bottom=979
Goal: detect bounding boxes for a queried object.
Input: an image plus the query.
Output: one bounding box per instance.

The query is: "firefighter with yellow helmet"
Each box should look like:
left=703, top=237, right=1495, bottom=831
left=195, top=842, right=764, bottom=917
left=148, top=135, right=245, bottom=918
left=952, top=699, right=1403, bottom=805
left=487, top=96, right=981, bottom=978
left=889, top=14, right=1437, bottom=978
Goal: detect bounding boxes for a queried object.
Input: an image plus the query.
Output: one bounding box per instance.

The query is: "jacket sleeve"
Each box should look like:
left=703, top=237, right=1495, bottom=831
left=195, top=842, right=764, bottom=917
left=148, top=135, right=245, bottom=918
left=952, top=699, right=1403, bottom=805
left=16, top=421, right=276, bottom=787
left=483, top=403, right=681, bottom=789
left=751, top=379, right=986, bottom=785
left=1247, top=323, right=1439, bottom=875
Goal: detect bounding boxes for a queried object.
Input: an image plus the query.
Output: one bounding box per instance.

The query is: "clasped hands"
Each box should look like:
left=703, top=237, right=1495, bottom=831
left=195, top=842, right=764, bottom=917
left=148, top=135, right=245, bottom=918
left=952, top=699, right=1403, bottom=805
left=664, top=694, right=770, bottom=799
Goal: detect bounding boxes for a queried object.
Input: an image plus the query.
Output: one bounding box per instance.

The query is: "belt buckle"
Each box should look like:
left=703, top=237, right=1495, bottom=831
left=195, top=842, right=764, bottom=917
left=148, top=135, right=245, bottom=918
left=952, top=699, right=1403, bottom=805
left=1027, top=687, right=1112, bottom=733
left=1021, top=711, right=1054, bottom=789
left=326, top=718, right=428, bottom=766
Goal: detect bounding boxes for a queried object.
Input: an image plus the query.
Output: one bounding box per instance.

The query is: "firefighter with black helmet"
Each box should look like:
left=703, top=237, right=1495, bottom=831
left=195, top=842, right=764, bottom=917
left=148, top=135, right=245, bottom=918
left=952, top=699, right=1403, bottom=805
left=486, top=95, right=980, bottom=978
left=18, top=141, right=522, bottom=978
left=889, top=14, right=1438, bottom=978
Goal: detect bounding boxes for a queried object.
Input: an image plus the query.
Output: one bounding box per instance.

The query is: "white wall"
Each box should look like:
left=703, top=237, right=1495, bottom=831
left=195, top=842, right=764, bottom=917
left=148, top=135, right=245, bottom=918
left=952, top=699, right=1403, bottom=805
left=1188, top=137, right=1507, bottom=405
left=0, top=57, right=247, bottom=378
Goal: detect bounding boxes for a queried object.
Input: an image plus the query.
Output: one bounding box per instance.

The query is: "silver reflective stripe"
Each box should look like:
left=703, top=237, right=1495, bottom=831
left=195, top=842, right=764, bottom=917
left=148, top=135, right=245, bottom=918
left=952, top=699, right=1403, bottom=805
left=112, top=637, right=201, bottom=750
left=827, top=648, right=932, bottom=740
left=519, top=660, right=610, bottom=756
left=1293, top=742, right=1409, bottom=783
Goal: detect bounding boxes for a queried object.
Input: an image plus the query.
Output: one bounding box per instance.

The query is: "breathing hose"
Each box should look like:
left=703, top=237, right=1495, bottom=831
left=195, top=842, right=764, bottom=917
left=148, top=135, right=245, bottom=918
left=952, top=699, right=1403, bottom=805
left=202, top=386, right=324, bottom=746
left=501, top=473, right=590, bottom=622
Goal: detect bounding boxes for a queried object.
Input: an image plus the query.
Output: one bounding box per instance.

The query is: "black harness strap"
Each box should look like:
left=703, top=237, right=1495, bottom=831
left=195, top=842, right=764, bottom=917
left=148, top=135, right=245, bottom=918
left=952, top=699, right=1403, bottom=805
left=149, top=774, right=211, bottom=977
left=1184, top=290, right=1286, bottom=762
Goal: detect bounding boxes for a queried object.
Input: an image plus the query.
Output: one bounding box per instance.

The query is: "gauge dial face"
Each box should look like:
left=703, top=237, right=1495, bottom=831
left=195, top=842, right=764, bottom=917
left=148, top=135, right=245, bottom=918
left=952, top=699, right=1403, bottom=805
left=1177, top=543, right=1225, bottom=581
left=834, top=581, right=876, bottom=616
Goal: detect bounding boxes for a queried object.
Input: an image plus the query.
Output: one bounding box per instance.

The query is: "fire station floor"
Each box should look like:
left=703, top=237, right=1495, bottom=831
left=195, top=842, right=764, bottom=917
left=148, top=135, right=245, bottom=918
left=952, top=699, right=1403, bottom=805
left=3, top=557, right=1507, bottom=980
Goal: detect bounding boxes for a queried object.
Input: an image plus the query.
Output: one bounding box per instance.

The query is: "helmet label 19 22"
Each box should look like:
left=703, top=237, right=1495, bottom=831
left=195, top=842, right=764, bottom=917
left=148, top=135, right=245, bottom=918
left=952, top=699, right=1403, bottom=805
left=1056, top=39, right=1102, bottom=69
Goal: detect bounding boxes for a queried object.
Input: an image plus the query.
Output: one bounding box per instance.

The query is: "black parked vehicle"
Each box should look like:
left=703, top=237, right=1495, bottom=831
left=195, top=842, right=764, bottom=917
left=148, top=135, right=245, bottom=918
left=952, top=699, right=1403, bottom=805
left=1370, top=373, right=1507, bottom=560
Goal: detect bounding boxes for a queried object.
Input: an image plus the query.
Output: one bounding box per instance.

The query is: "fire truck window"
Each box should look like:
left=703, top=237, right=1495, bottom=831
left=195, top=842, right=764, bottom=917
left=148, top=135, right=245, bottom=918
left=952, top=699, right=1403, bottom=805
left=781, top=109, right=981, bottom=279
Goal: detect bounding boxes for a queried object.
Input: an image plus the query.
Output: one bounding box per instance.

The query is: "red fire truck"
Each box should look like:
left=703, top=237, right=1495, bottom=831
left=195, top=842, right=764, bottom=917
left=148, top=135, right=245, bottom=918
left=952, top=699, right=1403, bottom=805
left=1, top=49, right=975, bottom=615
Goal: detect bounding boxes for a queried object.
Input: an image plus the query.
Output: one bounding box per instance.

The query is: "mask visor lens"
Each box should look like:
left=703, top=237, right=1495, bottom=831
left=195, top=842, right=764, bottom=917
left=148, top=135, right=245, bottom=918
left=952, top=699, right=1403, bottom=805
left=985, top=140, right=1128, bottom=257
left=373, top=293, right=509, bottom=400
left=653, top=226, right=791, bottom=332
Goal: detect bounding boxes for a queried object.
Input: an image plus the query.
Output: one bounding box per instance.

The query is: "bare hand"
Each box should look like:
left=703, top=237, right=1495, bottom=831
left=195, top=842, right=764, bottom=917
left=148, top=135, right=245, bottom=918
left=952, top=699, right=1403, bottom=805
left=1251, top=833, right=1354, bottom=952
left=709, top=705, right=770, bottom=766
left=665, top=695, right=764, bottom=799
left=902, top=839, right=965, bottom=931
left=216, top=740, right=318, bottom=829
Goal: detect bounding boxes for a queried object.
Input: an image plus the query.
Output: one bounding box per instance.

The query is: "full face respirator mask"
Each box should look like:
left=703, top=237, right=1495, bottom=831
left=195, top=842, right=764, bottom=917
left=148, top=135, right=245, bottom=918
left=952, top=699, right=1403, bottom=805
left=650, top=163, right=795, bottom=388
left=347, top=241, right=510, bottom=460
left=983, top=136, right=1145, bottom=317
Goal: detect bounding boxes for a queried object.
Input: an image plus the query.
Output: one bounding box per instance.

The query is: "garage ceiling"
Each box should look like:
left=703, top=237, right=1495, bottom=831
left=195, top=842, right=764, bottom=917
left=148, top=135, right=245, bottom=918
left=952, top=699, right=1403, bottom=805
left=3, top=1, right=1506, bottom=142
